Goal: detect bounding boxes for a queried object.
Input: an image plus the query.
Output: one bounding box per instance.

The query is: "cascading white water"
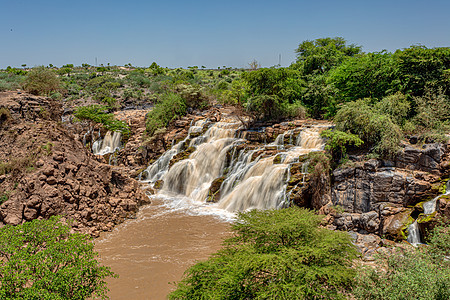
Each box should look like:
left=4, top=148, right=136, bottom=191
left=407, top=221, right=421, bottom=245
left=92, top=131, right=122, bottom=155
left=141, top=119, right=215, bottom=184
left=423, top=181, right=450, bottom=215
left=407, top=181, right=449, bottom=245
left=142, top=118, right=328, bottom=214
left=161, top=121, right=241, bottom=202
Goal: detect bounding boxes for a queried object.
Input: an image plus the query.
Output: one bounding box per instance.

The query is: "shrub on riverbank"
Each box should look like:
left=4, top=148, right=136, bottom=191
left=145, top=92, right=187, bottom=136
left=0, top=216, right=116, bottom=299
left=169, top=207, right=358, bottom=300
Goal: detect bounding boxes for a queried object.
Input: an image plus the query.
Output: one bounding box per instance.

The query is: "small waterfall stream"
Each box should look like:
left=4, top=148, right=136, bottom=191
left=92, top=131, right=122, bottom=156
left=407, top=181, right=450, bottom=246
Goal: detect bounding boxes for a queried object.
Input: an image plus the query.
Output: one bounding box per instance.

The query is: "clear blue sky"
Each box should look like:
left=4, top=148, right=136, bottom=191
left=1, top=0, right=449, bottom=69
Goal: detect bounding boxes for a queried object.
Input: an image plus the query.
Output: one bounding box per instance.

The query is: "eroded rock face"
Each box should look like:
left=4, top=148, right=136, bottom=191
left=330, top=145, right=450, bottom=239
left=0, top=91, right=149, bottom=236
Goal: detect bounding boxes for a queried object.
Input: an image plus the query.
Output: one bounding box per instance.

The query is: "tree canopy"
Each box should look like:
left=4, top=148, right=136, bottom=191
left=294, top=37, right=362, bottom=75
left=0, top=216, right=116, bottom=300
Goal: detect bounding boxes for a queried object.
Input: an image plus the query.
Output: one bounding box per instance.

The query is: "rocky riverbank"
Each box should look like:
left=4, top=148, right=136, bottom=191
left=0, top=91, right=149, bottom=236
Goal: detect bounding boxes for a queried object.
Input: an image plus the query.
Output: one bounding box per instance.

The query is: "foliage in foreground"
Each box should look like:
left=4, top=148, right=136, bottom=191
left=0, top=216, right=116, bottom=299
left=354, top=222, right=450, bottom=300
left=170, top=207, right=358, bottom=300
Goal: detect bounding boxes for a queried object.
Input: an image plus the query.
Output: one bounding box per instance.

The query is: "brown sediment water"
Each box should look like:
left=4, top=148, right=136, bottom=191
left=95, top=198, right=231, bottom=300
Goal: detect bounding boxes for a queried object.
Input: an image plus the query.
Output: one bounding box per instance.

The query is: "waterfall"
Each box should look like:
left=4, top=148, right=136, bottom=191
left=406, top=181, right=449, bottom=245
left=92, top=131, right=122, bottom=155
left=423, top=181, right=450, bottom=215
left=141, top=120, right=213, bottom=184
left=407, top=221, right=421, bottom=246
left=142, top=118, right=329, bottom=214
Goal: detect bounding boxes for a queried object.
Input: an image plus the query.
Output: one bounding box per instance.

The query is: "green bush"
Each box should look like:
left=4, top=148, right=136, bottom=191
left=175, top=84, right=209, bottom=109
left=170, top=207, right=358, bottom=300
left=126, top=70, right=152, bottom=88
left=0, top=216, right=116, bottom=299
left=333, top=100, right=402, bottom=158
left=0, top=72, right=24, bottom=91
left=321, top=129, right=364, bottom=160
left=145, top=93, right=187, bottom=136
left=354, top=222, right=450, bottom=300
left=374, top=92, right=410, bottom=126
left=413, top=88, right=450, bottom=134
left=74, top=105, right=129, bottom=134
left=23, top=66, right=61, bottom=96
left=246, top=94, right=284, bottom=119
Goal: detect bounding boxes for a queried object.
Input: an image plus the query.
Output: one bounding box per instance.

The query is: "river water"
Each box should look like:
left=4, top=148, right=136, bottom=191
left=95, top=197, right=231, bottom=299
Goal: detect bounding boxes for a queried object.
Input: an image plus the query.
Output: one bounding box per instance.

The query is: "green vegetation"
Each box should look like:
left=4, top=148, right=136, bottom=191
left=23, top=66, right=61, bottom=96
left=332, top=100, right=403, bottom=158
left=0, top=37, right=447, bottom=156
left=0, top=216, right=115, bottom=299
left=243, top=68, right=306, bottom=119
left=74, top=104, right=129, bottom=134
left=0, top=71, right=25, bottom=91
left=321, top=129, right=364, bottom=160
left=354, top=222, right=450, bottom=300
left=170, top=207, right=358, bottom=299
left=145, top=92, right=187, bottom=136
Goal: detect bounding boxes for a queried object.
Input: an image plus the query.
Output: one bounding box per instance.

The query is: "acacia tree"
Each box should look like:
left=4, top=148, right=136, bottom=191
left=294, top=37, right=361, bottom=75
left=0, top=216, right=116, bottom=299
left=170, top=208, right=358, bottom=300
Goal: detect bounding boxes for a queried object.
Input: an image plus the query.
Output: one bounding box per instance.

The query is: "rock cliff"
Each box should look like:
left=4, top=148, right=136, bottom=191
left=0, top=91, right=149, bottom=236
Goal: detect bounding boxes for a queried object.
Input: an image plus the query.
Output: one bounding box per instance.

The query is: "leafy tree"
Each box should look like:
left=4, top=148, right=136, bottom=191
left=24, top=66, right=61, bottom=96
left=0, top=216, right=116, bottom=299
left=394, top=45, right=450, bottom=97
left=243, top=68, right=305, bottom=119
left=170, top=208, right=358, bottom=300
left=301, top=74, right=336, bottom=118
left=328, top=51, right=400, bottom=102
left=293, top=37, right=361, bottom=75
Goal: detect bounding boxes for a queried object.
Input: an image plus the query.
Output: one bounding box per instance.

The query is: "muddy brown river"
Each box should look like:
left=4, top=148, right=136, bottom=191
left=95, top=197, right=231, bottom=300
